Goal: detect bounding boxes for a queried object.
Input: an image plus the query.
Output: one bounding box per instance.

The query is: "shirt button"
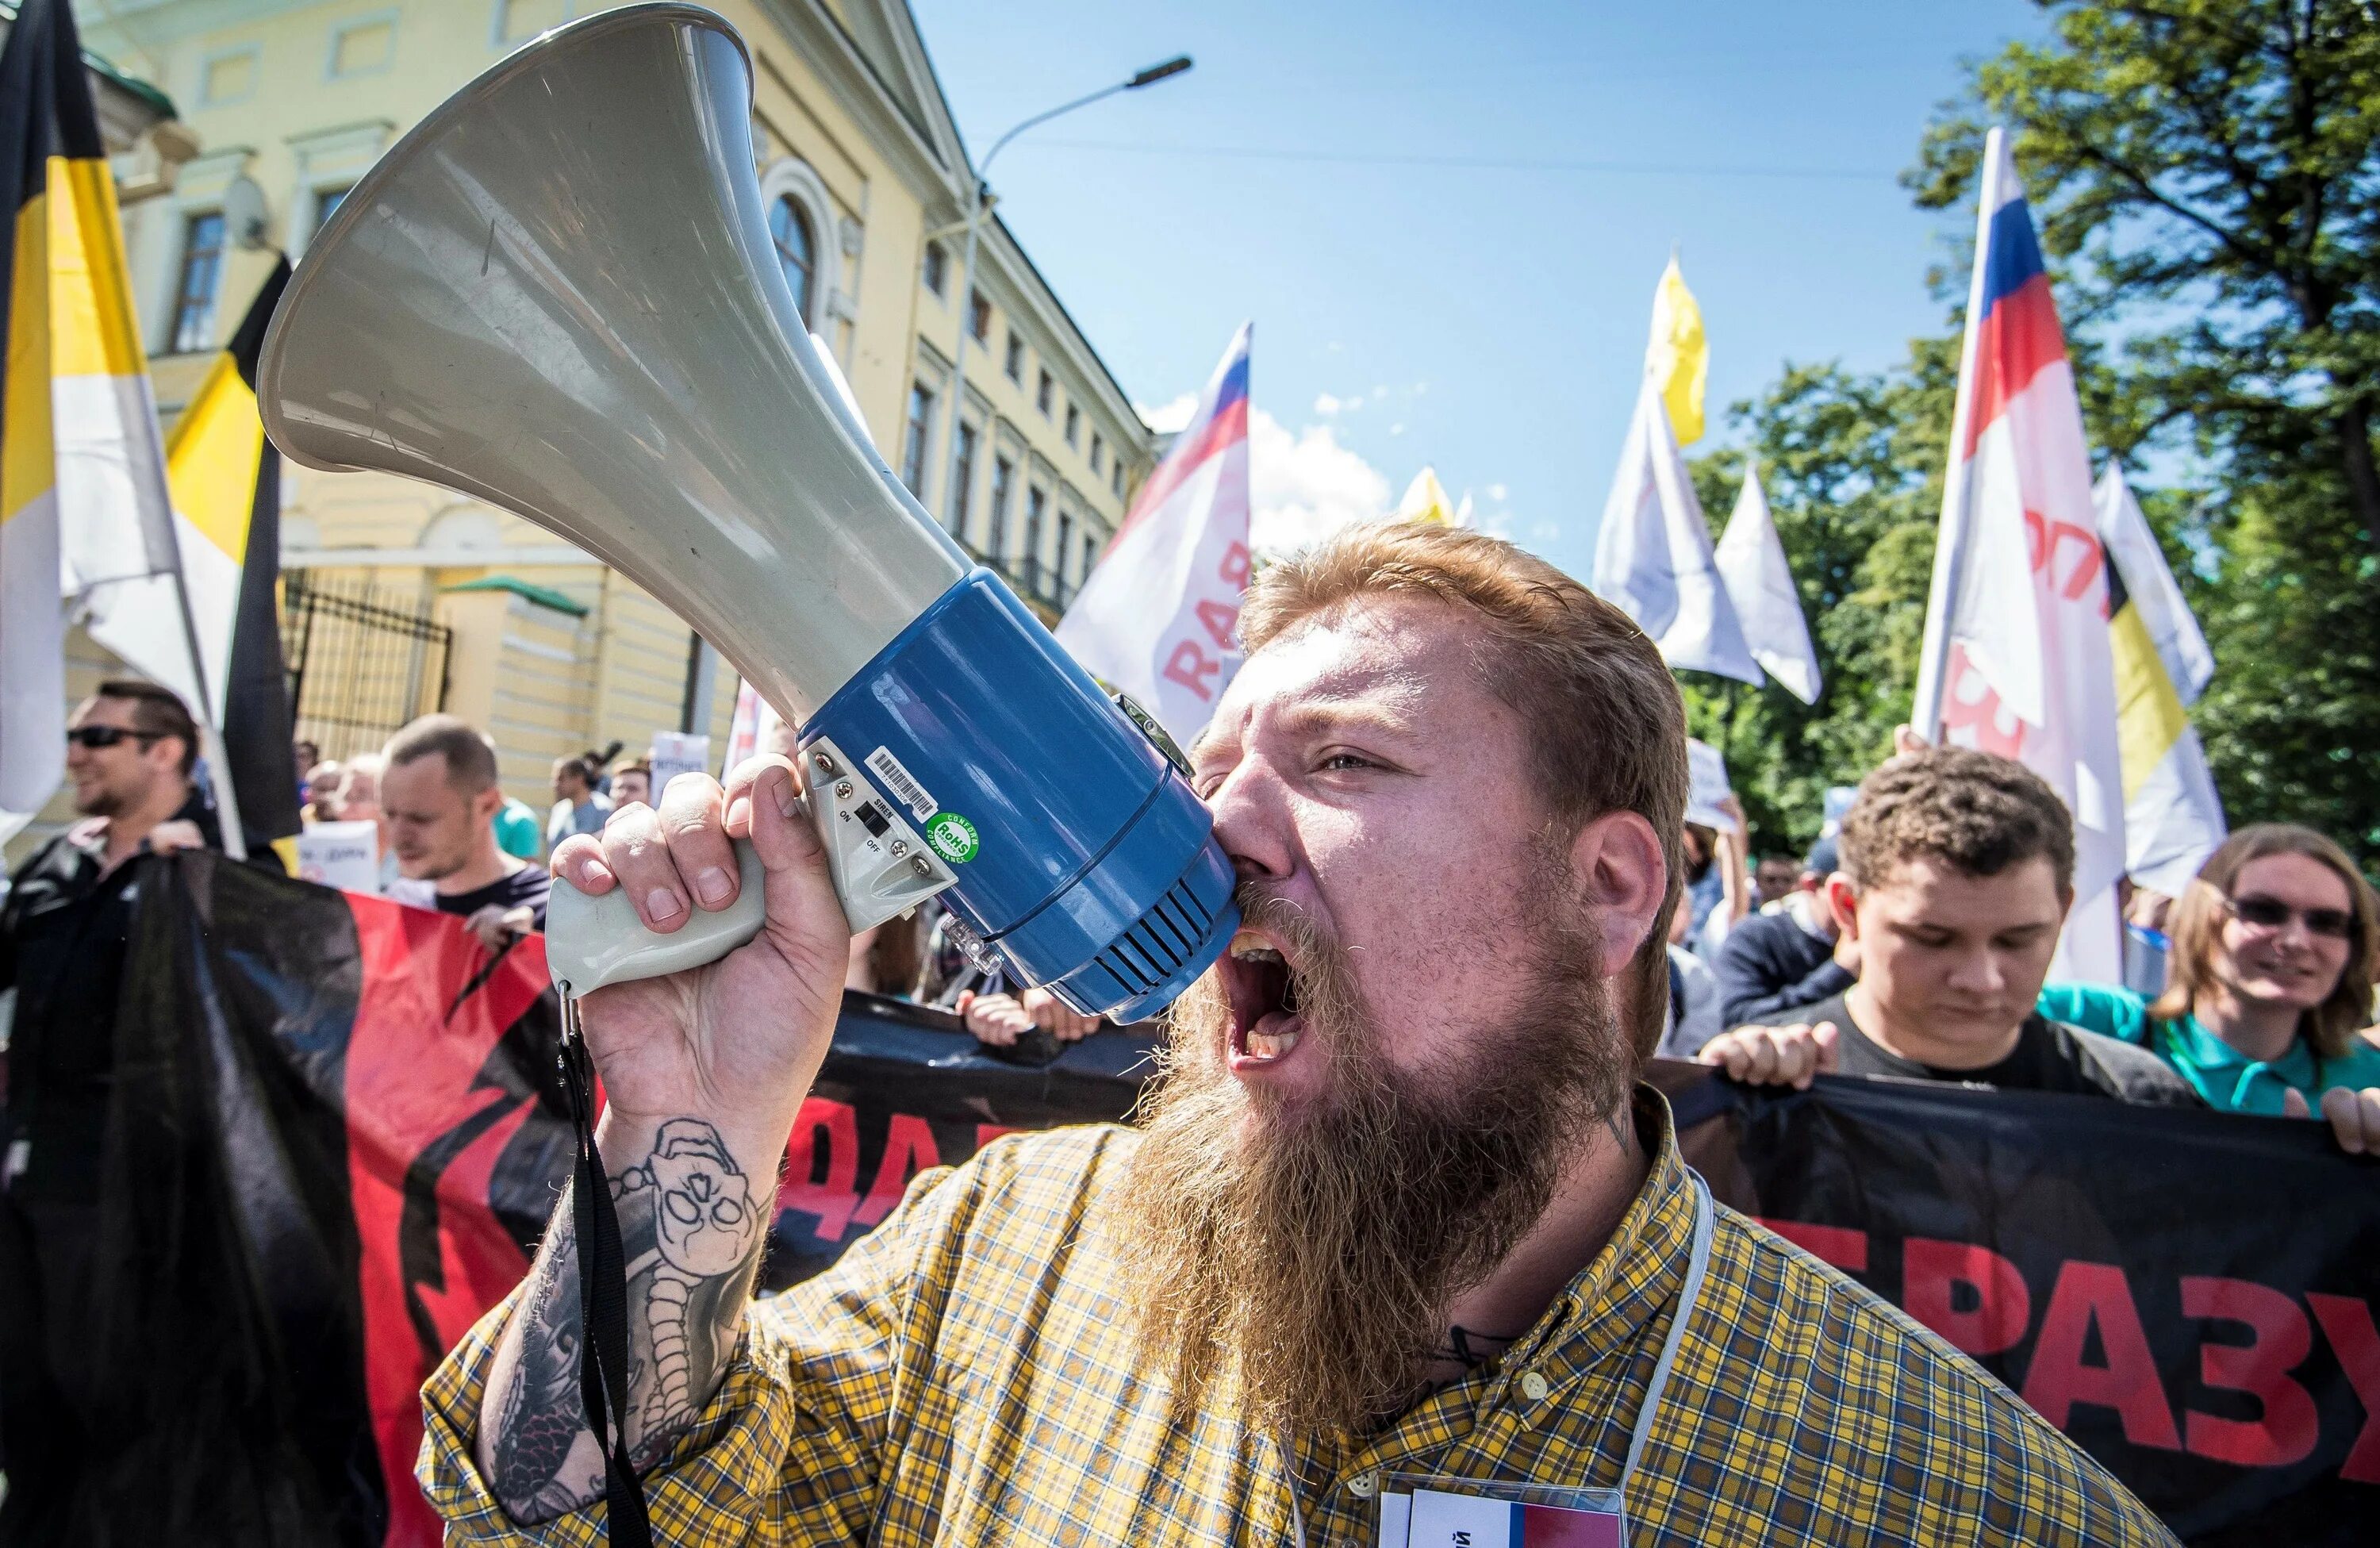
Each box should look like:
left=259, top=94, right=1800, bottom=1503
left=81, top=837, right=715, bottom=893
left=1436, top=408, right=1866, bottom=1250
left=1519, top=1371, right=1550, bottom=1403
left=1347, top=1470, right=1379, bottom=1499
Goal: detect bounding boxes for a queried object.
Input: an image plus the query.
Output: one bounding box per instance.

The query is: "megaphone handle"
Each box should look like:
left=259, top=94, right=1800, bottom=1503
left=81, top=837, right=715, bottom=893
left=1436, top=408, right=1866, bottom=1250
left=544, top=836, right=770, bottom=995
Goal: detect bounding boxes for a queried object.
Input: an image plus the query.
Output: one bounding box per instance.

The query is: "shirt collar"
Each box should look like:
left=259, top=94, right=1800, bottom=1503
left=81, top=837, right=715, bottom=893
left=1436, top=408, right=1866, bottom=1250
left=1498, top=1084, right=1697, bottom=1378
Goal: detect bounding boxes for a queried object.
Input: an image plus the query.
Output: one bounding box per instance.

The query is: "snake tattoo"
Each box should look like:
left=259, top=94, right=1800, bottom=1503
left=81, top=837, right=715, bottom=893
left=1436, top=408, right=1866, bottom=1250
left=486, top=1117, right=769, bottom=1524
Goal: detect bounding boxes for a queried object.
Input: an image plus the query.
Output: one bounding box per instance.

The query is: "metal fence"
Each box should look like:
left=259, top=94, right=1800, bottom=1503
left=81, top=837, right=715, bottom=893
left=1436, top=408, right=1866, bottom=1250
left=280, top=570, right=451, bottom=762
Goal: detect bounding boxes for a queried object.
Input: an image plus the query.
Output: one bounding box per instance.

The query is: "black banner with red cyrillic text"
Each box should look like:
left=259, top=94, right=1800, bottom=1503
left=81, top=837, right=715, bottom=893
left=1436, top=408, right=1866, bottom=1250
left=770, top=1035, right=2378, bottom=1544
left=1660, top=1065, right=2377, bottom=1546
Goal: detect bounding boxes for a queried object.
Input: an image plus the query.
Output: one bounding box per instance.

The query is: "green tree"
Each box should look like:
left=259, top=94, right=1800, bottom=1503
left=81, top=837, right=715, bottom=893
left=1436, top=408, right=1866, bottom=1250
left=1909, top=0, right=2380, bottom=552
left=1908, top=0, right=2380, bottom=853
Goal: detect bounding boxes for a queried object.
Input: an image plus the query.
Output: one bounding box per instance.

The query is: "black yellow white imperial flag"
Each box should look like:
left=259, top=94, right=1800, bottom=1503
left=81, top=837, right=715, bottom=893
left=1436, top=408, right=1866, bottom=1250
left=1, top=0, right=150, bottom=828
left=164, top=257, right=305, bottom=850
left=2, top=0, right=301, bottom=847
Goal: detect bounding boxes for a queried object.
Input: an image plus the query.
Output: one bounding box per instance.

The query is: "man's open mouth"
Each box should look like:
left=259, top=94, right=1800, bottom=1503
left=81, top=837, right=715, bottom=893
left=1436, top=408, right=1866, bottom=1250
left=1218, top=927, right=1306, bottom=1066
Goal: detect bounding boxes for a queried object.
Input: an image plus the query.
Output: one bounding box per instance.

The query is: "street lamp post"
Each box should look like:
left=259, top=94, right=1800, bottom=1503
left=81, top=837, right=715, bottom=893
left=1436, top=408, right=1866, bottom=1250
left=935, top=56, right=1192, bottom=597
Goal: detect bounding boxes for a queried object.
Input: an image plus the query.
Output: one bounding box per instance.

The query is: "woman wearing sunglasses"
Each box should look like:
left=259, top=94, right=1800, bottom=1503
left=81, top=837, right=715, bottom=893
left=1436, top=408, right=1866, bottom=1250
left=2038, top=824, right=2380, bottom=1152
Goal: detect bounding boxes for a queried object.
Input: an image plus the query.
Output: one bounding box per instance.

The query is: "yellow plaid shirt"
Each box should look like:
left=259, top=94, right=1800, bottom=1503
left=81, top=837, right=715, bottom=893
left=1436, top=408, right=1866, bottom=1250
left=420, top=1089, right=2177, bottom=1545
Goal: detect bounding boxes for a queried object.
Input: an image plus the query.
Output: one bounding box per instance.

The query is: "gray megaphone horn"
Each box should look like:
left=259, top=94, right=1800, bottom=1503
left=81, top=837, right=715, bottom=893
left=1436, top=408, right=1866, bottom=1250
left=258, top=2, right=1236, bottom=1020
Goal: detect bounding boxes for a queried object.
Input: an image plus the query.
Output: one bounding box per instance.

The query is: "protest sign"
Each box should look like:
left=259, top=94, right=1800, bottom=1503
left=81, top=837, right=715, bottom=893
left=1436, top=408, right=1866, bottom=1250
left=649, top=730, right=710, bottom=794
left=294, top=818, right=382, bottom=893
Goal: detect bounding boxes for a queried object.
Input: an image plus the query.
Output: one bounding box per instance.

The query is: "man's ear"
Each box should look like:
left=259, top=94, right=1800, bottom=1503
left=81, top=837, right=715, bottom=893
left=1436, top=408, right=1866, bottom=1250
left=471, top=784, right=505, bottom=826
left=1825, top=874, right=1862, bottom=939
left=1570, top=809, right=1667, bottom=976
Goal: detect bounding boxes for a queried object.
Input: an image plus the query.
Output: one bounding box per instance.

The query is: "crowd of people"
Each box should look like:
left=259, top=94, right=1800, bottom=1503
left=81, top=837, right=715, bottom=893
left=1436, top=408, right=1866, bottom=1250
left=18, top=663, right=2380, bottom=1177
left=1659, top=742, right=2380, bottom=1154
left=4, top=525, right=2377, bottom=1541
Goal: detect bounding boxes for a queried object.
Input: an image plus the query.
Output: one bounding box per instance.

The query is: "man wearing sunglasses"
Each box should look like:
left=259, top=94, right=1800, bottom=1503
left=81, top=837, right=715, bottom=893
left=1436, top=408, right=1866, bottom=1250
left=0, top=680, right=232, bottom=1533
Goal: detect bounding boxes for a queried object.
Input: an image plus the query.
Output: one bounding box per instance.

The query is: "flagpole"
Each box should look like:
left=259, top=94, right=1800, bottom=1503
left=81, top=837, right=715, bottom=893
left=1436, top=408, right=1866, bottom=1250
left=1910, top=125, right=2007, bottom=739
left=164, top=559, right=248, bottom=860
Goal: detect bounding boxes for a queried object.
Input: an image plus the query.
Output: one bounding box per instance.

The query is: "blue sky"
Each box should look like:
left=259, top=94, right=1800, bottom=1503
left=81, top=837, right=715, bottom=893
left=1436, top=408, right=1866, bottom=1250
left=910, top=0, right=2048, bottom=577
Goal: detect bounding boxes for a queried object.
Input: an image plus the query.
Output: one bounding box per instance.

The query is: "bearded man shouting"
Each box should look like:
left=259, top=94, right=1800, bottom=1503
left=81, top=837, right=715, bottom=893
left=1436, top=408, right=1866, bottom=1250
left=425, top=525, right=2172, bottom=1545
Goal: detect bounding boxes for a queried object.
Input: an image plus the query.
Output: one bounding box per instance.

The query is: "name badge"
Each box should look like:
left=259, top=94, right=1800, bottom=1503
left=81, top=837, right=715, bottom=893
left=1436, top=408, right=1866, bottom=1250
left=1379, top=1476, right=1624, bottom=1548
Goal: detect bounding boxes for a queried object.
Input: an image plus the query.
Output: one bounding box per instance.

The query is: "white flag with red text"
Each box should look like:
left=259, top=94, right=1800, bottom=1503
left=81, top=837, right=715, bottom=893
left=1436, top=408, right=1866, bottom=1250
left=1058, top=324, right=1253, bottom=747
left=1914, top=129, right=2126, bottom=983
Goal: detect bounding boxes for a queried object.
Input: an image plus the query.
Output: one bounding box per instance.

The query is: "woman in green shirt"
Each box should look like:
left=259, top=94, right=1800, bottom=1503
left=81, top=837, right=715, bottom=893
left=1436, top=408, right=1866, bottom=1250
left=2040, top=824, right=2380, bottom=1153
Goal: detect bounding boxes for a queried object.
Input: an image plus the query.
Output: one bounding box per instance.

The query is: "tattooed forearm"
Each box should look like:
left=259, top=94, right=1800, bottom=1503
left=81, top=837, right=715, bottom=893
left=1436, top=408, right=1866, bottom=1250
left=617, top=1119, right=768, bottom=1467
left=490, top=1220, right=599, bottom=1518
left=482, top=1118, right=770, bottom=1524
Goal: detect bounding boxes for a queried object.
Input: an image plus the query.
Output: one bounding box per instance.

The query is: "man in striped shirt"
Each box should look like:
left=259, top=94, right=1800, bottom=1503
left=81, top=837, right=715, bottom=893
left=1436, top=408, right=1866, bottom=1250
left=423, top=524, right=2173, bottom=1545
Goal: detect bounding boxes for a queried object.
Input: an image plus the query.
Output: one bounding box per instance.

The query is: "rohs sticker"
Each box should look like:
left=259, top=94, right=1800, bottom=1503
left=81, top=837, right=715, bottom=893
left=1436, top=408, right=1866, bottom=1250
left=926, top=812, right=979, bottom=864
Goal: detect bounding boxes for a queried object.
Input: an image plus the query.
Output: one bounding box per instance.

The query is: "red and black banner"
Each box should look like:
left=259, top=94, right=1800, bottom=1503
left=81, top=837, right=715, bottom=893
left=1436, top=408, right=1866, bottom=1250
left=1660, top=1066, right=2378, bottom=1545
left=75, top=851, right=571, bottom=1546
left=54, top=855, right=2378, bottom=1542
left=771, top=1022, right=2380, bottom=1545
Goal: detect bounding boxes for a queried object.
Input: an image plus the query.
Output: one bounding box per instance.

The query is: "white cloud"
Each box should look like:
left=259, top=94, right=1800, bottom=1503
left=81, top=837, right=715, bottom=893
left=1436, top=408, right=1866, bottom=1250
left=1487, top=482, right=1508, bottom=501
left=1372, top=384, right=1389, bottom=399
left=1388, top=422, right=1407, bottom=436
left=1135, top=394, right=1197, bottom=436
left=1411, top=381, right=1429, bottom=395
left=1249, top=407, right=1392, bottom=555
left=1137, top=395, right=1395, bottom=556
left=1313, top=392, right=1342, bottom=417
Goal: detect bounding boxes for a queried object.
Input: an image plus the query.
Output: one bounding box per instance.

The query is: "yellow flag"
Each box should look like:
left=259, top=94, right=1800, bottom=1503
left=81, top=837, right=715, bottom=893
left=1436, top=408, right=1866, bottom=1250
left=1645, top=257, right=1707, bottom=444
left=1395, top=466, right=1456, bottom=526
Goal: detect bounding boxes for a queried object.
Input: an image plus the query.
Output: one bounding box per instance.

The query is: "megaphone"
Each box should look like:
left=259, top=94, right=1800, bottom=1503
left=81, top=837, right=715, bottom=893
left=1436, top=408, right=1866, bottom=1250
left=259, top=2, right=1236, bottom=1021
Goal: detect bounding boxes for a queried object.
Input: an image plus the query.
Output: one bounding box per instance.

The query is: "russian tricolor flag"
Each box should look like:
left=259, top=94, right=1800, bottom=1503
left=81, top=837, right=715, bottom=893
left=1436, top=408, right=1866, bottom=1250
left=1914, top=128, right=2127, bottom=981
left=1057, top=324, right=1253, bottom=746
left=1398, top=1488, right=1622, bottom=1548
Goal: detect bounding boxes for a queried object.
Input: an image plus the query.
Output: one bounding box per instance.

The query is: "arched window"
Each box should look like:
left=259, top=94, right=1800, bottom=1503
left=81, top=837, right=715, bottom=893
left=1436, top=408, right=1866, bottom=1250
left=770, top=194, right=816, bottom=322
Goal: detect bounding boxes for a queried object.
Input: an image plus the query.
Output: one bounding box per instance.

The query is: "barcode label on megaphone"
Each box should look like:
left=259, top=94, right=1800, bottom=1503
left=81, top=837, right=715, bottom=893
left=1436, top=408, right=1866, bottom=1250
left=866, top=745, right=939, bottom=821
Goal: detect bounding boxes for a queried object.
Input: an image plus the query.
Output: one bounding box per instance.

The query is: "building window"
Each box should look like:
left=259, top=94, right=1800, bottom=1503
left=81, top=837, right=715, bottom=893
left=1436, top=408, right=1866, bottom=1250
left=1056, top=512, right=1075, bottom=582
left=1111, top=460, right=1126, bottom=498
left=1090, top=432, right=1104, bottom=475
left=900, top=381, right=936, bottom=497
left=950, top=421, right=978, bottom=536
left=1064, top=404, right=1081, bottom=448
left=200, top=47, right=259, bottom=106
left=968, top=290, right=990, bottom=343
left=312, top=185, right=351, bottom=239
left=1083, top=529, right=1099, bottom=576
left=922, top=240, right=947, bottom=298
left=171, top=211, right=227, bottom=354
left=1025, top=485, right=1046, bottom=567
left=1035, top=369, right=1054, bottom=417
left=988, top=455, right=1015, bottom=556
left=769, top=195, right=816, bottom=322
left=1004, top=330, right=1024, bottom=382
left=328, top=15, right=397, bottom=79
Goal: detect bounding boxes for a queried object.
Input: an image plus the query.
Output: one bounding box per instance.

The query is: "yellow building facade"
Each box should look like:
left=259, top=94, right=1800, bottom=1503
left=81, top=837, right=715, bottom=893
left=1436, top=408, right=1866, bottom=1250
left=73, top=0, right=1153, bottom=814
